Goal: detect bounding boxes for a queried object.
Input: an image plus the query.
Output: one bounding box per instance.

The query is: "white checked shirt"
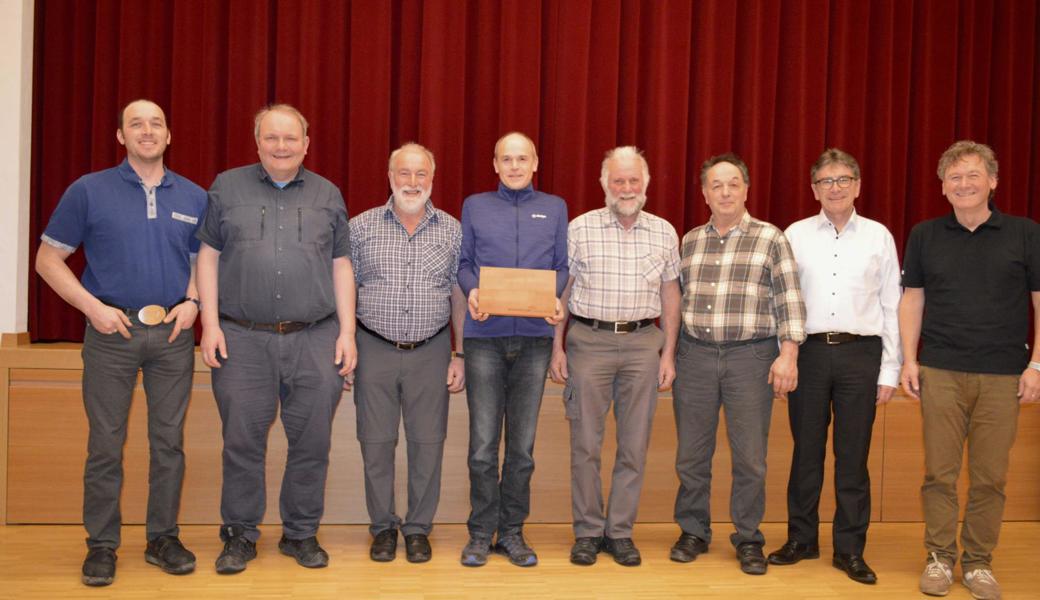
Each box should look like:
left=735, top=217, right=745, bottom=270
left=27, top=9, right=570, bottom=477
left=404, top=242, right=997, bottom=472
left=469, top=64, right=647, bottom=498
left=785, top=210, right=902, bottom=387
left=567, top=207, right=680, bottom=322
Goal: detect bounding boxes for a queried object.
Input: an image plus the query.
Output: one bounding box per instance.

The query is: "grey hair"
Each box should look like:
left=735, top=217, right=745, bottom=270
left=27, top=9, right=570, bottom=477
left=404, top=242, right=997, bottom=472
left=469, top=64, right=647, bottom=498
left=600, top=146, right=650, bottom=189
left=389, top=142, right=436, bottom=173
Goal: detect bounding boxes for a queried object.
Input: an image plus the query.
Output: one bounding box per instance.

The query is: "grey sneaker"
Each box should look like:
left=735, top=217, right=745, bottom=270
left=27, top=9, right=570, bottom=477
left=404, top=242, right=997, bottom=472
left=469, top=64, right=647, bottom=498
left=81, top=547, right=116, bottom=586
left=144, top=535, right=196, bottom=574
left=919, top=552, right=954, bottom=596
left=963, top=568, right=1002, bottom=600
left=460, top=535, right=492, bottom=567
left=495, top=533, right=538, bottom=567
left=215, top=525, right=257, bottom=575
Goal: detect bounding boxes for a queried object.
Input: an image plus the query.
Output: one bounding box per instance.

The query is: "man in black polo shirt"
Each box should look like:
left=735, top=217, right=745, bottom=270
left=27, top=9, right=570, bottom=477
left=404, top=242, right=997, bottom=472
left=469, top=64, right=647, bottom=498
left=899, top=140, right=1040, bottom=600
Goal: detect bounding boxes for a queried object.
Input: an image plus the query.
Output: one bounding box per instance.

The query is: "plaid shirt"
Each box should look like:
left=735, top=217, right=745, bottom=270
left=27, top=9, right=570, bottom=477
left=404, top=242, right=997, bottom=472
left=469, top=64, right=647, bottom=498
left=350, top=198, right=461, bottom=343
left=568, top=207, right=680, bottom=321
left=680, top=211, right=806, bottom=343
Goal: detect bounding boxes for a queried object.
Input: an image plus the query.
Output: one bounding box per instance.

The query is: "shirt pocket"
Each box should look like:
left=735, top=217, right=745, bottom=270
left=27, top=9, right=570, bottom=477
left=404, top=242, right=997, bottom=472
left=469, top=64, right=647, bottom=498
left=298, top=207, right=334, bottom=247
left=420, top=242, right=454, bottom=284
left=224, top=204, right=266, bottom=242
left=641, top=253, right=666, bottom=285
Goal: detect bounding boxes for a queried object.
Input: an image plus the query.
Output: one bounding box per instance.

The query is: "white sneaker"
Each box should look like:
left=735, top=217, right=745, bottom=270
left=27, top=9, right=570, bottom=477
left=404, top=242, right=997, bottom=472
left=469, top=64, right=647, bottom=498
left=963, top=568, right=1001, bottom=600
left=919, top=552, right=954, bottom=596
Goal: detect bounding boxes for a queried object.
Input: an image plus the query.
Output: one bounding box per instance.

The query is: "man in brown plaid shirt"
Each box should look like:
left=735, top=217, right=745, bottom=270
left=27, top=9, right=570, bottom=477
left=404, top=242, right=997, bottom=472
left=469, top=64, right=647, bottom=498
left=669, top=153, right=806, bottom=576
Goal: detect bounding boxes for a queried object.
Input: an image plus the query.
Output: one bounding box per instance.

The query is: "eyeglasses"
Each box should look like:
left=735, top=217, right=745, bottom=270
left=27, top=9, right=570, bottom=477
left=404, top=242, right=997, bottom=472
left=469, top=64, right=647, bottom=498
left=813, top=176, right=858, bottom=190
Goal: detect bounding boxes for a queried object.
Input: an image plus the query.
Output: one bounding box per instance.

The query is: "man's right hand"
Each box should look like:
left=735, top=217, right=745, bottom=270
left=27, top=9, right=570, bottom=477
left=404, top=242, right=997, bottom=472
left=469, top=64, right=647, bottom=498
left=201, top=326, right=228, bottom=368
left=468, top=288, right=490, bottom=321
left=549, top=348, right=568, bottom=383
left=900, top=360, right=921, bottom=399
left=86, top=303, right=132, bottom=339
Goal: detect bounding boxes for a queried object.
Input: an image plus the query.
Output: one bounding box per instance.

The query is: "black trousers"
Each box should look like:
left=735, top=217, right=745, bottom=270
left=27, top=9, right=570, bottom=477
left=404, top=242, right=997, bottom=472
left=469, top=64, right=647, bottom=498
left=785, top=336, right=881, bottom=555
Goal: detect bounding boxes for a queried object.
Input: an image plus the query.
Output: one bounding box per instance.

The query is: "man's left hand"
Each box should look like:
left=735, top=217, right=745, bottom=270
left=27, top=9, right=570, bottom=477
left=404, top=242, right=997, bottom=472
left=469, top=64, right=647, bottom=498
left=544, top=298, right=564, bottom=325
left=162, top=300, right=199, bottom=343
left=1018, top=367, right=1040, bottom=404
left=335, top=334, right=357, bottom=377
left=658, top=355, right=676, bottom=391
left=447, top=356, right=465, bottom=393
left=876, top=385, right=896, bottom=405
left=768, top=352, right=798, bottom=395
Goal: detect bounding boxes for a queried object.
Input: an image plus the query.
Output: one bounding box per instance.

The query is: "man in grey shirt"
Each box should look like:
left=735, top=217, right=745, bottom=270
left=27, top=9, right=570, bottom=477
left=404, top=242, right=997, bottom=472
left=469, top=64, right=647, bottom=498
left=196, top=104, right=356, bottom=574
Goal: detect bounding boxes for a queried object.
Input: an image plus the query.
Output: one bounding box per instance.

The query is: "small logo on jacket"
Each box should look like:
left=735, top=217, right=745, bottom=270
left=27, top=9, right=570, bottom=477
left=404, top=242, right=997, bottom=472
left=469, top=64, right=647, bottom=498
left=531, top=213, right=547, bottom=219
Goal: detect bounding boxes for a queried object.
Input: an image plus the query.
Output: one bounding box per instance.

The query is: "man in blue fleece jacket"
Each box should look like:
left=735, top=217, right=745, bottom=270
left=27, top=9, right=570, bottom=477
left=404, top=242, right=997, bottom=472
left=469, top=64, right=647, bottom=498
left=457, top=132, right=568, bottom=567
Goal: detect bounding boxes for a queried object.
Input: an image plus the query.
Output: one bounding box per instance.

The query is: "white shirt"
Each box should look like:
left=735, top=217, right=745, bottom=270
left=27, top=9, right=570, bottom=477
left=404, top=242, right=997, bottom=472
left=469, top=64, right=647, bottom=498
left=785, top=210, right=902, bottom=387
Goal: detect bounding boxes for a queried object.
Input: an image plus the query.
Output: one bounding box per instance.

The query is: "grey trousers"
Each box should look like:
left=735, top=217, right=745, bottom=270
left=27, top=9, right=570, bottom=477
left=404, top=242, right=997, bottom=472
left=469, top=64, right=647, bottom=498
left=212, top=317, right=343, bottom=542
left=354, top=326, right=451, bottom=536
left=81, top=319, right=194, bottom=550
left=673, top=334, right=777, bottom=548
left=565, top=320, right=663, bottom=539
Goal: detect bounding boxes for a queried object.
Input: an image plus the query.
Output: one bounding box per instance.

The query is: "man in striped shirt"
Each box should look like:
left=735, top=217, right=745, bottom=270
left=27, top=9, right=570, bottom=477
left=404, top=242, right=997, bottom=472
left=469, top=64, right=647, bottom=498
left=349, top=143, right=465, bottom=564
left=670, top=153, right=806, bottom=575
left=550, top=146, right=681, bottom=567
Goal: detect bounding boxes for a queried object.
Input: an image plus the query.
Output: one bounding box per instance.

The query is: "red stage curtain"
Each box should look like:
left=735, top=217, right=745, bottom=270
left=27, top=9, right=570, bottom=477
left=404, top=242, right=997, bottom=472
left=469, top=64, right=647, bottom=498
left=29, top=0, right=1040, bottom=341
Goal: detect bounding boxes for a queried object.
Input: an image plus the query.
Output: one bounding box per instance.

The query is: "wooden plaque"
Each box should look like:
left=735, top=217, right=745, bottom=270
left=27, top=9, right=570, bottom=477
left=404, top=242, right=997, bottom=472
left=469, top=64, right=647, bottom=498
left=478, top=266, right=557, bottom=318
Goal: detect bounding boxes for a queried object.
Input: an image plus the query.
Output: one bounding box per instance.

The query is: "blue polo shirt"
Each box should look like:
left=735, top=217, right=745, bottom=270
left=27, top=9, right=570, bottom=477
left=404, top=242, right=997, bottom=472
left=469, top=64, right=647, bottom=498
left=458, top=182, right=568, bottom=338
left=41, top=159, right=208, bottom=309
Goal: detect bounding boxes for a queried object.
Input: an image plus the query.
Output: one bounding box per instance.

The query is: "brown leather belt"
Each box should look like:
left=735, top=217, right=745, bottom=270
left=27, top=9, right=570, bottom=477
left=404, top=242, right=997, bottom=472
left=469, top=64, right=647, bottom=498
left=807, top=332, right=873, bottom=345
left=220, top=313, right=333, bottom=334
left=571, top=314, right=655, bottom=334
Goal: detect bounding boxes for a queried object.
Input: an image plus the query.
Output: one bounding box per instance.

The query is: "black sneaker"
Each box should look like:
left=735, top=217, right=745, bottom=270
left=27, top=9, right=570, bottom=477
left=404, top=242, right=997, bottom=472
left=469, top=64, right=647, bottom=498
left=603, top=536, right=641, bottom=566
left=570, top=536, right=603, bottom=566
left=82, top=547, right=116, bottom=586
left=145, top=535, right=196, bottom=574
left=670, top=532, right=709, bottom=562
left=278, top=535, right=329, bottom=568
left=494, top=533, right=538, bottom=567
left=215, top=525, right=257, bottom=575
left=370, top=528, right=398, bottom=562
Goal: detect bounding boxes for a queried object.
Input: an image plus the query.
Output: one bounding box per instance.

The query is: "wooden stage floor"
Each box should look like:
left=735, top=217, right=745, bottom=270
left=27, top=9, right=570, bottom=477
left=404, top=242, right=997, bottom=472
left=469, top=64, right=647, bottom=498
left=1, top=522, right=1036, bottom=599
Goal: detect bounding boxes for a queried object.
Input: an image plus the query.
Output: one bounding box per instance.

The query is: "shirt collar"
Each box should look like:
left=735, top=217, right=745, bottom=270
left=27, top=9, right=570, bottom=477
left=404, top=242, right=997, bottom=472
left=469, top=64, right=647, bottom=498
left=601, top=207, right=646, bottom=230
left=497, top=181, right=535, bottom=202
left=943, top=202, right=1003, bottom=231
left=708, top=210, right=751, bottom=236
left=814, top=208, right=858, bottom=233
left=117, top=158, right=172, bottom=188
left=256, top=163, right=306, bottom=187
left=382, top=196, right=438, bottom=230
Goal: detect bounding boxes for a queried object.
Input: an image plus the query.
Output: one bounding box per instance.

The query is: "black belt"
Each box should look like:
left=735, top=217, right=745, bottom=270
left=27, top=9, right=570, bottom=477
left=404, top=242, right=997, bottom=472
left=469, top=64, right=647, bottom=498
left=357, top=320, right=446, bottom=350
left=682, top=330, right=775, bottom=348
left=103, top=301, right=180, bottom=326
left=220, top=313, right=333, bottom=335
left=571, top=314, right=655, bottom=334
left=807, top=332, right=876, bottom=345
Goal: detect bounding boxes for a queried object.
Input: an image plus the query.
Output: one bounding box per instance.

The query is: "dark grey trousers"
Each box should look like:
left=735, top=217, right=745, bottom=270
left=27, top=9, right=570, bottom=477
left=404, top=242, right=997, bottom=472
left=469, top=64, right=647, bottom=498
left=212, top=317, right=343, bottom=542
left=81, top=319, right=194, bottom=550
left=673, top=334, right=777, bottom=548
left=354, top=326, right=451, bottom=536
left=565, top=321, right=663, bottom=539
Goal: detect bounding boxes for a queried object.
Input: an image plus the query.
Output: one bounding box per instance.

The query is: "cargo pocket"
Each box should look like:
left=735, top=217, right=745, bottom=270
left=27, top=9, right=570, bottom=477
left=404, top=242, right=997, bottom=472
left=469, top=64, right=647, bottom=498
left=563, top=383, right=581, bottom=420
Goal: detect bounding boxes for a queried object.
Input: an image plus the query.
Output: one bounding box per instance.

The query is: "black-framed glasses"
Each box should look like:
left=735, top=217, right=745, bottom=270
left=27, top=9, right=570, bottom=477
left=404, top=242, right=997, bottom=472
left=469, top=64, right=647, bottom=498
left=813, top=176, right=858, bottom=190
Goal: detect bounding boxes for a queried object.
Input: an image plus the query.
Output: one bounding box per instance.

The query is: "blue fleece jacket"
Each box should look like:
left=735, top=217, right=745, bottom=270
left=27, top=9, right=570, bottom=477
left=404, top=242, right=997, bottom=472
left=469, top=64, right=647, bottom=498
left=458, top=182, right=568, bottom=338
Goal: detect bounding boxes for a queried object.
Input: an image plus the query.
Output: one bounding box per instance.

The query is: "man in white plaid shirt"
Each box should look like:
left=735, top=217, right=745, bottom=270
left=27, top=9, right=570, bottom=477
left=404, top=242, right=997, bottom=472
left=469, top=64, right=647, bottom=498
left=550, top=146, right=681, bottom=567
left=669, top=152, right=806, bottom=576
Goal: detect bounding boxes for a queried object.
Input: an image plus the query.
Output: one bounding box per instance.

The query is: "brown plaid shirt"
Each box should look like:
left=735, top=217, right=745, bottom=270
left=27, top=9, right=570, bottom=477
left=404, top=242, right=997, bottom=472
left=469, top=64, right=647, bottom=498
left=679, top=211, right=806, bottom=343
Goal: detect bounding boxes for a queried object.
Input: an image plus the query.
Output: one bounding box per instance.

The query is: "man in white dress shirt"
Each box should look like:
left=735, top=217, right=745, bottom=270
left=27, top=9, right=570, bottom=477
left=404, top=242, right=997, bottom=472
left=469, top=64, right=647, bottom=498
left=767, top=148, right=901, bottom=585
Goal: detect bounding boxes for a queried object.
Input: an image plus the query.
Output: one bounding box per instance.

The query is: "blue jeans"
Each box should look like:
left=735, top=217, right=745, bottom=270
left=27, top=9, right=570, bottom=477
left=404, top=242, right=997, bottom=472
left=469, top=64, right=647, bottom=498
left=464, top=335, right=553, bottom=538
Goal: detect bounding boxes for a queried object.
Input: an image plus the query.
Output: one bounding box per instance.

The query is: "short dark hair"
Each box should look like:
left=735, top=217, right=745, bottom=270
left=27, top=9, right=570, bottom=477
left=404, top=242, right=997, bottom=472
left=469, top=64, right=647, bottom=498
left=118, top=99, right=165, bottom=129
left=700, top=152, right=749, bottom=186
left=810, top=148, right=861, bottom=180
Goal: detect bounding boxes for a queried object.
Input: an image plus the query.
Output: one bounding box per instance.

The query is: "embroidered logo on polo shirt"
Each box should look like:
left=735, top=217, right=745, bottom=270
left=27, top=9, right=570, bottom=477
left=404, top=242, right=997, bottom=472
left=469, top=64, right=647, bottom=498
left=171, top=212, right=199, bottom=225
left=531, top=213, right=547, bottom=219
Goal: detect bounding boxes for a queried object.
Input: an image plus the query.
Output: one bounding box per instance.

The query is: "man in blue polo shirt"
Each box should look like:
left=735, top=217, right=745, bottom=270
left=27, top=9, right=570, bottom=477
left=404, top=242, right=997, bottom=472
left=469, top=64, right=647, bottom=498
left=457, top=132, right=567, bottom=568
left=36, top=99, right=207, bottom=587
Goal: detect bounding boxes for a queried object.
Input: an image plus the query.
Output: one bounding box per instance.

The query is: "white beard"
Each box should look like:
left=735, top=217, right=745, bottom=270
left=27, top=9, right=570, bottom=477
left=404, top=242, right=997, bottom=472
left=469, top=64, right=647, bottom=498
left=392, top=184, right=432, bottom=215
left=607, top=192, right=646, bottom=218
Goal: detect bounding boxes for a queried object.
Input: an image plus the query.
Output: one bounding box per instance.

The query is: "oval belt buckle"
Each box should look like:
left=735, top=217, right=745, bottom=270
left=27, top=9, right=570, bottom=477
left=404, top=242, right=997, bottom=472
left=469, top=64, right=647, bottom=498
left=137, top=305, right=167, bottom=326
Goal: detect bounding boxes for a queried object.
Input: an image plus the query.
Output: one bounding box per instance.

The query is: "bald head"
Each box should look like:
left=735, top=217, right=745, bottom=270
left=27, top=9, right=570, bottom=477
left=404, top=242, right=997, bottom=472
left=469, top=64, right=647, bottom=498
left=493, top=132, right=539, bottom=190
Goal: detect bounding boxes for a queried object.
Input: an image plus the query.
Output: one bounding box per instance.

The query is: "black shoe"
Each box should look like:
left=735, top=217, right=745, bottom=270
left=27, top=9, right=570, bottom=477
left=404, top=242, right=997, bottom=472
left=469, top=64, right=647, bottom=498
left=570, top=537, right=602, bottom=566
left=737, top=542, right=767, bottom=575
left=603, top=536, right=641, bottom=567
left=82, top=547, right=116, bottom=586
left=145, top=535, right=196, bottom=574
left=370, top=528, right=398, bottom=562
left=215, top=525, right=257, bottom=575
left=767, top=539, right=820, bottom=565
left=404, top=533, right=431, bottom=563
left=670, top=532, right=709, bottom=563
left=833, top=553, right=877, bottom=584
left=279, top=535, right=329, bottom=568
left=494, top=533, right=538, bottom=567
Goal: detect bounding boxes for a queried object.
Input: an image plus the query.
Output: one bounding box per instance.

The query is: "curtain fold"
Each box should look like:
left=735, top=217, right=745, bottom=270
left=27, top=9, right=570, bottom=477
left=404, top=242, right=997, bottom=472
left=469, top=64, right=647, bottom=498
left=29, top=0, right=1040, bottom=341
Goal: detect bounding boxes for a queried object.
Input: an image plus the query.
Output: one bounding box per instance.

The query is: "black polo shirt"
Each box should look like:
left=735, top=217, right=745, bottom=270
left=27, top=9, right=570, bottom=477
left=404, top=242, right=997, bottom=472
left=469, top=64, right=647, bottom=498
left=902, top=206, right=1040, bottom=374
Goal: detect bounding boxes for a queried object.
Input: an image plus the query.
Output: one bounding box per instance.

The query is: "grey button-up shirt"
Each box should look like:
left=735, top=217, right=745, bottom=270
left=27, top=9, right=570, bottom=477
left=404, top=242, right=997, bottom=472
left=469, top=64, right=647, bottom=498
left=196, top=163, right=350, bottom=324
